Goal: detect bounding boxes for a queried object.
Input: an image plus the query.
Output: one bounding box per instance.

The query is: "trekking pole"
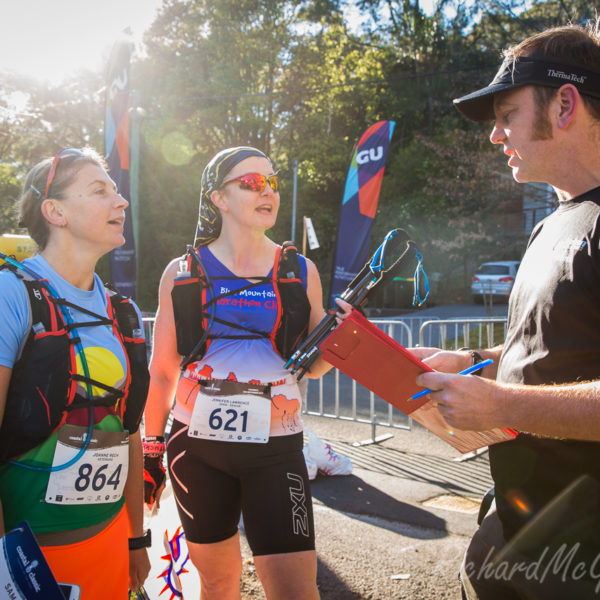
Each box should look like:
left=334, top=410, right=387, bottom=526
left=286, top=228, right=409, bottom=375
left=287, top=228, right=428, bottom=380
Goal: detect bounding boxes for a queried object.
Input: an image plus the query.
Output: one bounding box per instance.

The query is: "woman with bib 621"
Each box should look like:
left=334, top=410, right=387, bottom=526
left=0, top=148, right=151, bottom=597
left=143, top=147, right=349, bottom=599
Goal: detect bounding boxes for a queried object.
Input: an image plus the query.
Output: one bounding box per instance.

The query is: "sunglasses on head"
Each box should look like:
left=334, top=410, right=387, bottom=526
left=44, top=148, right=85, bottom=200
left=221, top=172, right=280, bottom=194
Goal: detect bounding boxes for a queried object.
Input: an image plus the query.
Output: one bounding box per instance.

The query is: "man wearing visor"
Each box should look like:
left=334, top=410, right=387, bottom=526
left=412, top=22, right=600, bottom=599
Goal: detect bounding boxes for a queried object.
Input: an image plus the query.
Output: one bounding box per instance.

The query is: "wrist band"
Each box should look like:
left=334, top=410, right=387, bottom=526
left=129, top=529, right=152, bottom=550
left=143, top=436, right=166, bottom=455
left=459, top=348, right=484, bottom=366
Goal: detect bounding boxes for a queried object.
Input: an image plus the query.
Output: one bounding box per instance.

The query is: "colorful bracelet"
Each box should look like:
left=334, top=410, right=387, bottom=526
left=142, top=436, right=166, bottom=455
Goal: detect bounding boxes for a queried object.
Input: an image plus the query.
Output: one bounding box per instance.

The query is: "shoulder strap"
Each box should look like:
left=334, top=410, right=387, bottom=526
left=188, top=248, right=203, bottom=278
left=20, top=273, right=62, bottom=335
left=0, top=262, right=16, bottom=275
left=104, top=283, right=141, bottom=337
left=277, top=241, right=302, bottom=282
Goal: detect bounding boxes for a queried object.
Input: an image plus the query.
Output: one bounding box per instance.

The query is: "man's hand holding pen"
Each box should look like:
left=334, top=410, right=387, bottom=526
left=414, top=365, right=507, bottom=431
left=409, top=347, right=506, bottom=431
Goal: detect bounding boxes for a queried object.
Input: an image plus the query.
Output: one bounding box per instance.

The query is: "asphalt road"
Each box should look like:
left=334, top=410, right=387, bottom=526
left=237, top=414, right=492, bottom=599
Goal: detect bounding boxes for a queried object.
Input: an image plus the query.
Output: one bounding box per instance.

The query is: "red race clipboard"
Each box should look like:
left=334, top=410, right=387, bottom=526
left=318, top=309, right=433, bottom=415
left=318, top=310, right=517, bottom=453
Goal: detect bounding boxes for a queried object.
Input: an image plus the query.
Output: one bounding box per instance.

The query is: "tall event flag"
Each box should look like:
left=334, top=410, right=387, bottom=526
left=328, top=120, right=395, bottom=306
left=105, top=37, right=136, bottom=299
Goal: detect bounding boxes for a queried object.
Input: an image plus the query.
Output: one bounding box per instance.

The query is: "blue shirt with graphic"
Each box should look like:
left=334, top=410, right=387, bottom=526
left=0, top=254, right=143, bottom=533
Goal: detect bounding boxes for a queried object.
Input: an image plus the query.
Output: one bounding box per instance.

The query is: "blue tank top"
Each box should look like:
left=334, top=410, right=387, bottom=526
left=184, top=245, right=308, bottom=383
left=174, top=246, right=309, bottom=432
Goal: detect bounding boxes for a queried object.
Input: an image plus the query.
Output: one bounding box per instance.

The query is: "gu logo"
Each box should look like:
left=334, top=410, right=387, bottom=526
left=287, top=473, right=309, bottom=537
left=356, top=146, right=384, bottom=165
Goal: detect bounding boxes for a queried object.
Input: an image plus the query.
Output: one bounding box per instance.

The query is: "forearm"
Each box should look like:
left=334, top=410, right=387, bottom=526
left=412, top=345, right=503, bottom=379
left=144, top=371, right=177, bottom=437
left=416, top=366, right=600, bottom=441
left=125, top=430, right=151, bottom=589
left=500, top=380, right=600, bottom=441
left=302, top=354, right=334, bottom=379
left=125, top=430, right=144, bottom=537
left=144, top=260, right=182, bottom=438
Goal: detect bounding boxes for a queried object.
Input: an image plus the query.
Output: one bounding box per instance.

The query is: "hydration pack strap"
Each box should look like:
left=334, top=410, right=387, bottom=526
left=52, top=297, right=114, bottom=326
left=200, top=276, right=270, bottom=309
left=66, top=395, right=123, bottom=411
left=70, top=374, right=125, bottom=398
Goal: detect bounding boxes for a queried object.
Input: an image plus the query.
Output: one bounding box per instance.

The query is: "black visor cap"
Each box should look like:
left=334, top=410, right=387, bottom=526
left=454, top=57, right=600, bottom=122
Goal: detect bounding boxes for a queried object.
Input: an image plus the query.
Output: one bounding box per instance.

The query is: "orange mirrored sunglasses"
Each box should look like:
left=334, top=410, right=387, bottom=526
left=221, top=172, right=279, bottom=193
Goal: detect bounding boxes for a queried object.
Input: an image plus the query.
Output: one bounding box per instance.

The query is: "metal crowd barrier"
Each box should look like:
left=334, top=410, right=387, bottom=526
left=304, top=316, right=508, bottom=444
left=418, top=318, right=509, bottom=350
left=141, top=314, right=508, bottom=445
left=142, top=317, right=156, bottom=362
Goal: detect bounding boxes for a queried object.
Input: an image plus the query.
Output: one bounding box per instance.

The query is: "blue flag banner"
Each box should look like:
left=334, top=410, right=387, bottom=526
left=328, top=120, right=395, bottom=306
left=105, top=38, right=136, bottom=300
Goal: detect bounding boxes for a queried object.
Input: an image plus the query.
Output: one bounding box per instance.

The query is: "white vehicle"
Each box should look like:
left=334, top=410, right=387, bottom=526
left=471, top=260, right=520, bottom=304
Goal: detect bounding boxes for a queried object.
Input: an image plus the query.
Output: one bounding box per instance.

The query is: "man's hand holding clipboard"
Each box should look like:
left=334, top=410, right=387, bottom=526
left=318, top=309, right=517, bottom=454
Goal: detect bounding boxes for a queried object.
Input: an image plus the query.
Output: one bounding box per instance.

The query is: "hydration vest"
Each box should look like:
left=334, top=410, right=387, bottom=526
left=0, top=267, right=150, bottom=461
left=172, top=241, right=311, bottom=370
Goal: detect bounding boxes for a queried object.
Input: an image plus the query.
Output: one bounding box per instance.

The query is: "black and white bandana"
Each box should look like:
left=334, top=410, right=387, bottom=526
left=193, top=146, right=269, bottom=247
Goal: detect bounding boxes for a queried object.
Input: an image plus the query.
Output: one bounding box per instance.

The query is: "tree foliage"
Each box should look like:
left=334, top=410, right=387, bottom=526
left=1, top=0, right=592, bottom=309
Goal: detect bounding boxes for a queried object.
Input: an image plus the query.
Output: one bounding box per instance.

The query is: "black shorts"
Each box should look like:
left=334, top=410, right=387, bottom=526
left=166, top=419, right=315, bottom=556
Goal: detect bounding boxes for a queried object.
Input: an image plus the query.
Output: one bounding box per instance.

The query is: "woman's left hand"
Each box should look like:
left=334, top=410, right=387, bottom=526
left=129, top=547, right=151, bottom=592
left=334, top=297, right=353, bottom=324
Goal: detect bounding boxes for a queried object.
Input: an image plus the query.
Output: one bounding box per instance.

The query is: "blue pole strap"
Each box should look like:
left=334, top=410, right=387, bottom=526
left=412, top=251, right=429, bottom=307
left=369, top=229, right=398, bottom=274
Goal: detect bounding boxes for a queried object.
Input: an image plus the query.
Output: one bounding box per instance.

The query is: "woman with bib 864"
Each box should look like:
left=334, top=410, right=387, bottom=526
left=0, top=148, right=151, bottom=598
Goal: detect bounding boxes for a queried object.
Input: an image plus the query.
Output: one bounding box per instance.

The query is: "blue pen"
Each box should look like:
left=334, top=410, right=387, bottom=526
left=410, top=358, right=494, bottom=401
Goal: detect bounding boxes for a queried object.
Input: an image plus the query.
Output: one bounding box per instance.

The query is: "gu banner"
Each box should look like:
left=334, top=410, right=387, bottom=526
left=105, top=37, right=136, bottom=299
left=328, top=120, right=395, bottom=306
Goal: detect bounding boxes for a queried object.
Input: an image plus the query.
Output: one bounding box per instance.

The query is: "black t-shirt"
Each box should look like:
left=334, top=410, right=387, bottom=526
left=490, top=186, right=600, bottom=550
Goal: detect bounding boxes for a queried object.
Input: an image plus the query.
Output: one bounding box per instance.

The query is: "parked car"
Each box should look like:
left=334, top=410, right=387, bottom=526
left=471, top=260, right=520, bottom=304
